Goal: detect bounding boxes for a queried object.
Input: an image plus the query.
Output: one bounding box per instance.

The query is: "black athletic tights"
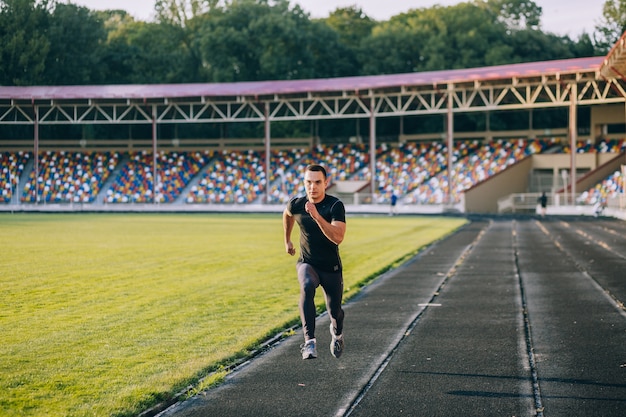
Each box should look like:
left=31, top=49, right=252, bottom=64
left=297, top=262, right=345, bottom=341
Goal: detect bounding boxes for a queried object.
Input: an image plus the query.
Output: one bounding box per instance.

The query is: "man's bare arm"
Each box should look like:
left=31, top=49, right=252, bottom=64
left=283, top=208, right=296, bottom=255
left=305, top=201, right=346, bottom=245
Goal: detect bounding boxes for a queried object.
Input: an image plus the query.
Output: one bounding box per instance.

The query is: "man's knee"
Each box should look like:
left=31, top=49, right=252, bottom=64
left=301, top=279, right=317, bottom=296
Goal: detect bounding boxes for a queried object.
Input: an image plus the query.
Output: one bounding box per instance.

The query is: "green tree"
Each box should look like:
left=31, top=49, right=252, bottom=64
left=196, top=0, right=351, bottom=81
left=43, top=3, right=107, bottom=84
left=359, top=3, right=509, bottom=74
left=358, top=0, right=598, bottom=76
left=325, top=6, right=376, bottom=50
left=155, top=0, right=223, bottom=26
left=323, top=6, right=375, bottom=76
left=0, top=0, right=52, bottom=85
left=96, top=10, right=140, bottom=84
left=595, top=0, right=626, bottom=53
left=154, top=0, right=227, bottom=81
left=571, top=32, right=597, bottom=57
left=359, top=7, right=441, bottom=75
left=102, top=17, right=196, bottom=84
left=506, top=30, right=577, bottom=63
left=486, top=0, right=542, bottom=30
left=435, top=2, right=510, bottom=68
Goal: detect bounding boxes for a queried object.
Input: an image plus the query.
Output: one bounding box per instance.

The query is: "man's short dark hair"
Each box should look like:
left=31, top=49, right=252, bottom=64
left=306, top=164, right=327, bottom=179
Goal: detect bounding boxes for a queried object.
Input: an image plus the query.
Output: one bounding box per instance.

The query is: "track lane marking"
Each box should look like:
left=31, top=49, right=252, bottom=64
left=534, top=220, right=626, bottom=315
left=340, top=222, right=489, bottom=417
left=513, top=221, right=545, bottom=417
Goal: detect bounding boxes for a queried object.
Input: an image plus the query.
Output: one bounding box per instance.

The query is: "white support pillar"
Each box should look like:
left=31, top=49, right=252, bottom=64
left=446, top=84, right=454, bottom=205
left=265, top=102, right=271, bottom=204
left=152, top=105, right=158, bottom=204
left=619, top=165, right=626, bottom=210
left=569, top=83, right=578, bottom=204
left=33, top=103, right=40, bottom=204
left=369, top=97, right=377, bottom=198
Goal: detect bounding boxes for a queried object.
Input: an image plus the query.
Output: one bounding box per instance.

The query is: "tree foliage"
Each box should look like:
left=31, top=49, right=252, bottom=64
left=0, top=0, right=52, bottom=85
left=486, top=0, right=542, bottom=30
left=595, top=0, right=626, bottom=52
left=155, top=0, right=224, bottom=26
left=195, top=0, right=353, bottom=81
left=0, top=0, right=612, bottom=87
left=43, top=3, right=107, bottom=84
left=324, top=5, right=375, bottom=52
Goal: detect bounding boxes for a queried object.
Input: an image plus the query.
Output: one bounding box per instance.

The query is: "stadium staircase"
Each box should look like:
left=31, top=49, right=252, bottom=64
left=96, top=153, right=129, bottom=205
left=14, top=156, right=34, bottom=204
left=174, top=156, right=214, bottom=205
left=255, top=150, right=308, bottom=204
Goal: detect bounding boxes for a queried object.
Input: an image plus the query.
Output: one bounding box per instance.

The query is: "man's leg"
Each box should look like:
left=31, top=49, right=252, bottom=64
left=319, top=270, right=344, bottom=336
left=319, top=269, right=345, bottom=358
left=297, top=263, right=320, bottom=341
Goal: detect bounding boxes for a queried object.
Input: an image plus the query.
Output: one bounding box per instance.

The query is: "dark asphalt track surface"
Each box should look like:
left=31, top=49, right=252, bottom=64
left=158, top=218, right=626, bottom=417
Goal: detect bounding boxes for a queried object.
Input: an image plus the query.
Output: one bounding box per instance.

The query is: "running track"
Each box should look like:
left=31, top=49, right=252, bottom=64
left=158, top=218, right=626, bottom=417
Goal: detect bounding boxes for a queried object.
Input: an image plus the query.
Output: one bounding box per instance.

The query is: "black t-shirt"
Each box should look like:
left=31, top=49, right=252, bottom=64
left=287, top=194, right=346, bottom=272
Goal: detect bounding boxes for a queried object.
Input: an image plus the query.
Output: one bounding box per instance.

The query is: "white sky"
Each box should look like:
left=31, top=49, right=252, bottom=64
left=66, top=0, right=605, bottom=38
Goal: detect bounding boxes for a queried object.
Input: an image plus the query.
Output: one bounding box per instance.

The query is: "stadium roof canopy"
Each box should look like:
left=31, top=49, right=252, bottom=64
left=601, top=31, right=626, bottom=79
left=3, top=55, right=620, bottom=128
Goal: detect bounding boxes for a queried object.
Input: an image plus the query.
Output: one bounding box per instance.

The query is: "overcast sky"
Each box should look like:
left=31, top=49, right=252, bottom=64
left=66, top=0, right=606, bottom=38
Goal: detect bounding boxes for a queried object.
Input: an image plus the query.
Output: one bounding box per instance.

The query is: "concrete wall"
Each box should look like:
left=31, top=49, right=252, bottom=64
left=591, top=103, right=625, bottom=138
left=464, top=152, right=625, bottom=213
left=575, top=152, right=626, bottom=194
left=532, top=153, right=599, bottom=172
left=598, top=152, right=621, bottom=165
left=464, top=157, right=533, bottom=213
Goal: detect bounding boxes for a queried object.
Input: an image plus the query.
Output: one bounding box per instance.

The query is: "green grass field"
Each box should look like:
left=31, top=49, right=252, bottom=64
left=0, top=213, right=466, bottom=417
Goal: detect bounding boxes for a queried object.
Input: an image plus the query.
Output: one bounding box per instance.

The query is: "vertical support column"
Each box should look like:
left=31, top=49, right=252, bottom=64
left=33, top=103, right=40, bottom=204
left=569, top=83, right=578, bottom=204
left=152, top=105, right=158, bottom=204
left=621, top=164, right=626, bottom=210
left=446, top=84, right=454, bottom=206
left=265, top=102, right=271, bottom=204
left=369, top=97, right=377, bottom=198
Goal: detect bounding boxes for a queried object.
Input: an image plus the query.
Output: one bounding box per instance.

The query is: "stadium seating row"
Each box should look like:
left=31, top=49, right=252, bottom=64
left=405, top=139, right=552, bottom=204
left=268, top=143, right=373, bottom=204
left=0, top=151, right=30, bottom=203
left=21, top=151, right=118, bottom=204
left=1, top=139, right=624, bottom=206
left=187, top=150, right=267, bottom=204
left=561, top=138, right=626, bottom=154
left=106, top=151, right=206, bottom=203
left=580, top=170, right=624, bottom=205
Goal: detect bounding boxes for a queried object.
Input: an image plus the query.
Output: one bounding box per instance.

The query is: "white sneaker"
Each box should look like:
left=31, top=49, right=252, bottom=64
left=330, top=323, right=344, bottom=358
left=300, top=339, right=317, bottom=359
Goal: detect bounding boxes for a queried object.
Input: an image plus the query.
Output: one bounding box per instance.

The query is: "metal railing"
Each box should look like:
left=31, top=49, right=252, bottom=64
left=498, top=192, right=589, bottom=213
left=498, top=192, right=626, bottom=213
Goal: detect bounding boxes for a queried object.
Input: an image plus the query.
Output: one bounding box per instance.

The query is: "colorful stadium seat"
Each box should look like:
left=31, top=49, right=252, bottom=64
left=0, top=151, right=30, bottom=204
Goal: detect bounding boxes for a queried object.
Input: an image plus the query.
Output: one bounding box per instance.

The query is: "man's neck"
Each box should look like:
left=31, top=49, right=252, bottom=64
left=310, top=194, right=325, bottom=204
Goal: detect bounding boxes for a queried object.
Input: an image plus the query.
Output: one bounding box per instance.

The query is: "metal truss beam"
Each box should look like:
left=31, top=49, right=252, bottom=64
left=1, top=74, right=625, bottom=126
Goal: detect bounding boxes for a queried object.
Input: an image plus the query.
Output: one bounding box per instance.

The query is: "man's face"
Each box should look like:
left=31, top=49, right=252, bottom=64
left=304, top=170, right=327, bottom=203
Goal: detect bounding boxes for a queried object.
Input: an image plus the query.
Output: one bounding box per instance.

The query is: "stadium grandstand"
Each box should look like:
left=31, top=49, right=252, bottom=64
left=2, top=35, right=626, bottom=219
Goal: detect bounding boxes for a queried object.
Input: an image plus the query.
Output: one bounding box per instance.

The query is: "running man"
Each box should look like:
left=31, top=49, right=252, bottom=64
left=283, top=164, right=346, bottom=359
